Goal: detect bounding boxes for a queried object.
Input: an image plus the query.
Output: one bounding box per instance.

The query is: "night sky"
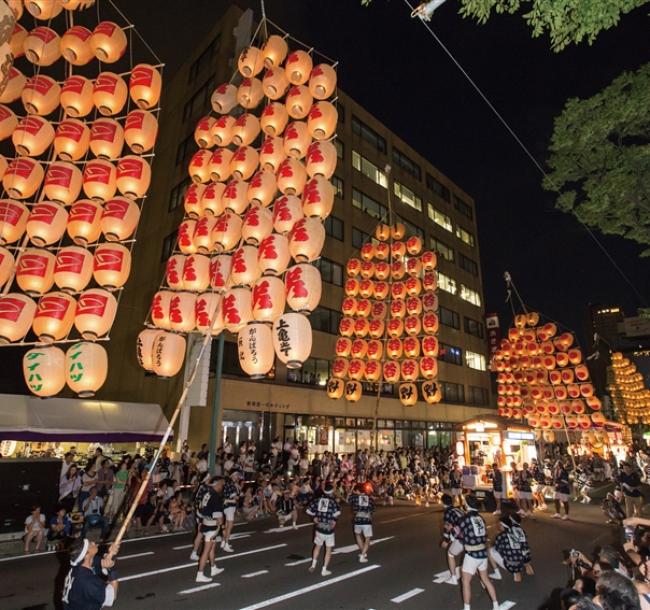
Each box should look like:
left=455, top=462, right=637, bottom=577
left=120, top=0, right=650, bottom=342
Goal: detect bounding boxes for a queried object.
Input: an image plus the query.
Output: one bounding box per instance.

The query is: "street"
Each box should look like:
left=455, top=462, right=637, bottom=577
left=0, top=501, right=619, bottom=610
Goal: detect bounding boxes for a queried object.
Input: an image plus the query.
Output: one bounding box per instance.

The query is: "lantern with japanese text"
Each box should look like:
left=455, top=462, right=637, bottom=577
left=272, top=312, right=311, bottom=368
left=3, top=157, right=43, bottom=199
left=327, top=377, right=344, bottom=399
left=0, top=294, right=36, bottom=343
left=93, top=72, right=127, bottom=116
left=124, top=109, right=157, bottom=154
left=53, top=246, right=93, bottom=293
left=238, top=322, right=274, bottom=378
left=152, top=331, right=186, bottom=378
left=12, top=115, right=54, bottom=156
left=288, top=217, right=324, bottom=262
left=345, top=380, right=362, bottom=402
left=90, top=21, right=127, bottom=63
left=23, top=346, right=65, bottom=397
left=285, top=263, right=321, bottom=313
left=16, top=248, right=55, bottom=295
left=74, top=289, right=117, bottom=339
left=54, top=119, right=90, bottom=161
left=222, top=287, right=253, bottom=332
left=100, top=197, right=140, bottom=241
left=309, top=64, right=337, bottom=100
left=32, top=291, right=76, bottom=342
left=169, top=292, right=196, bottom=332
left=93, top=243, right=131, bottom=290
left=116, top=155, right=151, bottom=199
left=261, top=102, right=289, bottom=137
left=399, top=383, right=418, bottom=406
left=0, top=199, right=28, bottom=244
left=60, top=75, right=93, bottom=117
left=26, top=202, right=68, bottom=246
left=43, top=162, right=82, bottom=205
left=83, top=159, right=117, bottom=201
left=129, top=64, right=161, bottom=110
left=182, top=254, right=210, bottom=292
left=67, top=200, right=102, bottom=245
left=252, top=275, right=285, bottom=323
left=258, top=233, right=290, bottom=276
left=65, top=341, right=108, bottom=397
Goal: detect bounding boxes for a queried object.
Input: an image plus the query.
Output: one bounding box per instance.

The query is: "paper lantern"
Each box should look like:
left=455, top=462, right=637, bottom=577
left=591, top=411, right=605, bottom=427
left=124, top=109, right=158, bottom=153
left=359, top=279, right=374, bottom=299
left=211, top=83, right=237, bottom=114
left=136, top=328, right=162, bottom=371
left=577, top=414, right=591, bottom=430
left=90, top=21, right=126, bottom=63
left=273, top=194, right=303, bottom=234
left=549, top=370, right=562, bottom=384
left=285, top=263, right=321, bottom=313
left=555, top=352, right=569, bottom=367
left=285, top=50, right=313, bottom=85
left=74, top=289, right=117, bottom=339
left=25, top=202, right=66, bottom=247
left=580, top=383, right=594, bottom=398
left=586, top=396, right=601, bottom=411
left=193, top=215, right=217, bottom=254
left=252, top=275, right=285, bottom=323
left=43, top=161, right=82, bottom=205
left=307, top=101, right=337, bottom=140
left=309, top=63, right=336, bottom=100
left=277, top=158, right=307, bottom=196
left=1, top=67, right=25, bottom=106
left=151, top=331, right=186, bottom=377
left=89, top=118, right=124, bottom=159
left=169, top=291, right=196, bottom=332
left=272, top=312, right=311, bottom=368
left=230, top=245, right=260, bottom=287
left=212, top=211, right=242, bottom=253
left=339, top=317, right=354, bottom=337
left=25, top=0, right=62, bottom=19
left=305, top=140, right=337, bottom=178
left=181, top=254, right=210, bottom=293
left=129, top=64, right=161, bottom=110
left=195, top=292, right=222, bottom=334
left=0, top=246, right=13, bottom=289
left=401, top=359, right=419, bottom=382
left=406, top=257, right=422, bottom=277
left=346, top=258, right=361, bottom=277
left=54, top=119, right=90, bottom=161
left=53, top=246, right=92, bottom=292
left=386, top=338, right=402, bottom=359
left=93, top=72, right=127, bottom=116
left=206, top=148, right=232, bottom=182
left=258, top=233, right=290, bottom=276
left=302, top=175, right=333, bottom=219
left=0, top=104, right=17, bottom=141
left=390, top=299, right=406, bottom=319
left=237, top=77, right=263, bottom=109
left=422, top=293, right=438, bottom=313
left=3, top=157, right=43, bottom=199
left=283, top=120, right=311, bottom=159
left=348, top=358, right=365, bottom=380
left=392, top=241, right=407, bottom=260
left=230, top=146, right=259, bottom=181
left=422, top=380, right=442, bottom=404
left=150, top=290, right=173, bottom=329
left=335, top=337, right=352, bottom=358
left=11, top=22, right=27, bottom=59
left=82, top=159, right=116, bottom=201
left=247, top=172, right=276, bottom=209
left=391, top=223, right=406, bottom=240
left=423, top=272, right=437, bottom=292
left=387, top=318, right=404, bottom=338
left=327, top=377, right=344, bottom=399
left=33, top=291, right=76, bottom=342
left=420, top=356, right=438, bottom=380
left=575, top=364, right=590, bottom=382
left=399, top=383, right=418, bottom=406
left=262, top=67, right=289, bottom=100
left=165, top=254, right=186, bottom=290
left=289, top=217, right=325, bottom=262
left=420, top=250, right=437, bottom=271
left=391, top=281, right=406, bottom=300
left=261, top=102, right=289, bottom=137
left=23, top=346, right=65, bottom=397
left=200, top=183, right=226, bottom=218
left=262, top=35, right=288, bottom=68
left=363, top=339, right=381, bottom=361
left=259, top=136, right=286, bottom=173
left=222, top=287, right=253, bottom=332
left=363, top=361, right=381, bottom=382
left=23, top=26, right=61, bottom=66
left=196, top=117, right=217, bottom=149
left=354, top=317, right=370, bottom=337
left=345, top=380, right=362, bottom=403
left=238, top=46, right=265, bottom=77
left=60, top=75, right=93, bottom=117
left=100, top=197, right=139, bottom=241
left=210, top=115, right=235, bottom=147
left=232, top=113, right=260, bottom=147
left=67, top=200, right=102, bottom=245
left=374, top=261, right=389, bottom=280
left=184, top=183, right=206, bottom=218
left=567, top=384, right=581, bottom=399
left=405, top=277, right=421, bottom=296
left=93, top=243, right=130, bottom=290
left=332, top=356, right=349, bottom=378
left=0, top=294, right=36, bottom=343
left=242, top=205, right=273, bottom=246
left=222, top=178, right=248, bottom=215
left=60, top=25, right=93, bottom=65
left=16, top=248, right=55, bottom=295
left=342, top=297, right=357, bottom=317
left=238, top=323, right=274, bottom=378
left=422, top=336, right=439, bottom=357
left=116, top=155, right=151, bottom=199
left=359, top=243, right=375, bottom=262
left=568, top=348, right=582, bottom=365
left=12, top=115, right=54, bottom=156
left=286, top=85, right=312, bottom=120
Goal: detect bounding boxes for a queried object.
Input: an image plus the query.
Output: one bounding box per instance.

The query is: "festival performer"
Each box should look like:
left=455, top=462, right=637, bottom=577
left=189, top=473, right=210, bottom=561
left=221, top=470, right=241, bottom=553
left=195, top=476, right=225, bottom=583
left=306, top=483, right=341, bottom=576
left=349, top=482, right=375, bottom=563
left=488, top=516, right=527, bottom=582
left=440, top=493, right=464, bottom=585
left=276, top=487, right=299, bottom=529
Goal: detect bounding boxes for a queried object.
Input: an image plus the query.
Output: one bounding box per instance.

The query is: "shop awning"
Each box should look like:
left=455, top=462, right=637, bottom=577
left=0, top=394, right=171, bottom=442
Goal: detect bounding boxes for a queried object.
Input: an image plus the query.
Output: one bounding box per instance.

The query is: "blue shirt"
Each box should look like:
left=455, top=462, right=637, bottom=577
left=306, top=496, right=341, bottom=534
left=494, top=530, right=525, bottom=573
left=349, top=493, right=374, bottom=525
left=62, top=560, right=106, bottom=610
left=458, top=510, right=488, bottom=558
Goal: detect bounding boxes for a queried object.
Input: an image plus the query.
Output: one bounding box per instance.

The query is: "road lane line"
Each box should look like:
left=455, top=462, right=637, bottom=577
left=333, top=536, right=394, bottom=555
left=378, top=513, right=426, bottom=524
left=173, top=544, right=194, bottom=550
left=178, top=583, right=221, bottom=595
left=121, top=544, right=287, bottom=582
left=236, top=564, right=381, bottom=610
left=0, top=550, right=56, bottom=562
left=230, top=533, right=252, bottom=540
left=391, top=588, right=425, bottom=603
left=119, top=552, right=154, bottom=560
left=500, top=602, right=516, bottom=610
left=285, top=558, right=311, bottom=566
left=265, top=523, right=311, bottom=533
left=242, top=570, right=269, bottom=578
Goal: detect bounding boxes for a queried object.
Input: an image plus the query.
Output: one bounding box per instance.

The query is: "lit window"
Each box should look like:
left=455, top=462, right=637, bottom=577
left=352, top=188, right=387, bottom=220
left=456, top=225, right=475, bottom=247
left=393, top=180, right=422, bottom=212
left=430, top=236, right=454, bottom=262
left=427, top=203, right=452, bottom=232
left=352, top=150, right=388, bottom=188
left=438, top=271, right=457, bottom=295
left=465, top=350, right=486, bottom=371
left=440, top=344, right=463, bottom=366
left=460, top=284, right=481, bottom=306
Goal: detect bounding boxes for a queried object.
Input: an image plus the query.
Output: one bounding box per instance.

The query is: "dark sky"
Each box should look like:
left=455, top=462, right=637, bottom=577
left=118, top=0, right=650, bottom=342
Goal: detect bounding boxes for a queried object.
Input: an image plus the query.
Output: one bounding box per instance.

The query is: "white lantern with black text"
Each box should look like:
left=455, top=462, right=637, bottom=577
left=136, top=328, right=163, bottom=371
left=152, top=331, right=186, bottom=378
left=272, top=312, right=312, bottom=368
left=238, top=322, right=274, bottom=378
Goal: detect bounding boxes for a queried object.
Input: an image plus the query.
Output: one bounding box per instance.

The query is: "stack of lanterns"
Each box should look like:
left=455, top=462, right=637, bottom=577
left=0, top=2, right=162, bottom=398
left=326, top=222, right=441, bottom=406
left=608, top=352, right=650, bottom=425
left=139, top=35, right=336, bottom=380
left=491, top=312, right=602, bottom=440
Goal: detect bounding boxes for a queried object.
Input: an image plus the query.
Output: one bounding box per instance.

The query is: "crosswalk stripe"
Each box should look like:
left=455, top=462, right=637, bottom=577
left=178, top=582, right=221, bottom=595
left=390, top=588, right=425, bottom=603
left=242, top=570, right=269, bottom=578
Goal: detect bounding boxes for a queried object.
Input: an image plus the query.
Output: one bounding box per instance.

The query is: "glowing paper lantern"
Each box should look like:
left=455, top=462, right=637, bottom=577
left=283, top=120, right=311, bottom=159
left=3, top=157, right=44, bottom=199
left=54, top=119, right=90, bottom=161
left=277, top=158, right=307, bottom=195
left=116, top=155, right=151, bottom=199
left=345, top=380, right=362, bottom=403
left=150, top=290, right=173, bottom=329
left=136, top=328, right=161, bottom=371
left=16, top=248, right=55, bottom=295
left=74, top=289, right=117, bottom=339
left=101, top=197, right=140, bottom=241
left=89, top=118, right=124, bottom=159
left=242, top=205, right=273, bottom=245
left=238, top=46, right=265, bottom=77
left=288, top=217, right=325, bottom=262
left=348, top=358, right=365, bottom=380
left=1, top=67, right=26, bottom=104
left=64, top=343, right=108, bottom=397
left=26, top=202, right=67, bottom=246
left=261, top=102, right=289, bottom=137
left=272, top=312, right=312, bottom=368
left=222, top=287, right=253, bottom=332
left=169, top=291, right=196, bottom=332
left=238, top=323, right=274, bottom=378
left=33, top=291, right=76, bottom=342
left=222, top=178, right=248, bottom=215
left=90, top=21, right=126, bottom=63
left=422, top=380, right=441, bottom=404
left=182, top=254, right=210, bottom=292
left=285, top=263, right=321, bottom=313
left=285, top=50, right=313, bottom=85
left=209, top=254, right=232, bottom=293
left=93, top=243, right=131, bottom=290
left=307, top=101, right=337, bottom=140
left=252, top=275, right=285, bottom=323
left=262, top=67, right=289, bottom=100
left=230, top=145, right=259, bottom=180
left=273, top=194, right=303, bottom=234
left=165, top=254, right=186, bottom=290
left=258, top=233, right=290, bottom=276
left=305, top=140, right=337, bottom=179
left=0, top=294, right=37, bottom=343
left=262, top=35, right=288, bottom=68
left=13, top=115, right=54, bottom=156
left=211, top=83, right=237, bottom=114
left=67, top=200, right=102, bottom=245
left=286, top=85, right=312, bottom=120
left=25, top=0, right=62, bottom=20
left=399, top=383, right=418, bottom=406
left=327, top=377, right=344, bottom=399
left=124, top=109, right=158, bottom=153
left=60, top=25, right=93, bottom=65
left=207, top=148, right=233, bottom=182
left=185, top=183, right=207, bottom=218
left=11, top=23, right=27, bottom=59
left=302, top=176, right=333, bottom=219
left=259, top=135, right=286, bottom=172
left=0, top=105, right=18, bottom=141
left=383, top=361, right=400, bottom=383
left=43, top=161, right=82, bottom=205
left=53, top=246, right=93, bottom=293
left=309, top=64, right=337, bottom=100
left=0, top=246, right=14, bottom=288
left=23, top=26, right=61, bottom=66
left=212, top=211, right=242, bottom=253
left=60, top=75, right=93, bottom=117
left=232, top=113, right=260, bottom=147
left=82, top=159, right=117, bottom=201
left=193, top=215, right=217, bottom=254
left=237, top=77, right=263, bottom=109
left=23, top=347, right=65, bottom=397
left=129, top=64, right=161, bottom=110
left=152, top=332, right=186, bottom=377
left=195, top=292, right=222, bottom=334
left=93, top=72, right=127, bottom=116
left=230, top=245, right=260, bottom=288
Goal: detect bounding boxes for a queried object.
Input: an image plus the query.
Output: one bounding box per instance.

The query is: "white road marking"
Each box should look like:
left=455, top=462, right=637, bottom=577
left=378, top=513, right=426, bottom=525
left=0, top=550, right=56, bottom=562
left=122, top=531, right=187, bottom=543
left=433, top=570, right=450, bottom=579
left=285, top=558, right=312, bottom=566
left=265, top=523, right=311, bottom=533
left=391, top=588, right=425, bottom=603
left=118, top=552, right=154, bottom=560
left=178, top=582, right=221, bottom=595
left=500, top=602, right=516, bottom=610
left=236, top=564, right=381, bottom=610
left=230, top=533, right=252, bottom=540
left=333, top=536, right=394, bottom=555
left=120, top=544, right=287, bottom=582
left=242, top=569, right=269, bottom=578
left=173, top=544, right=194, bottom=550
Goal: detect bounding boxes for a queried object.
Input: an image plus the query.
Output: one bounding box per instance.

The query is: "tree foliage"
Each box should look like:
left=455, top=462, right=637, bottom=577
left=362, top=0, right=649, bottom=52
left=543, top=64, right=650, bottom=255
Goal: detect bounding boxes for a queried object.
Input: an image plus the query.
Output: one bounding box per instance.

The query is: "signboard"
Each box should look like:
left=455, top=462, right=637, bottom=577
left=506, top=431, right=535, bottom=441
left=485, top=312, right=501, bottom=356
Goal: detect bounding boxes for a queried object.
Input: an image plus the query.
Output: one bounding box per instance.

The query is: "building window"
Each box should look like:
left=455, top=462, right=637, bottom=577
left=314, top=257, right=343, bottom=286
left=351, top=115, right=387, bottom=153
left=334, top=139, right=344, bottom=159
left=287, top=357, right=329, bottom=387
left=189, top=33, right=221, bottom=82
left=324, top=215, right=344, bottom=241
left=437, top=271, right=457, bottom=295
left=440, top=343, right=463, bottom=366
left=352, top=151, right=388, bottom=188
left=392, top=148, right=421, bottom=180
left=458, top=253, right=479, bottom=276
left=161, top=230, right=177, bottom=262
left=426, top=173, right=450, bottom=202
left=460, top=284, right=481, bottom=307
left=468, top=385, right=489, bottom=406
left=352, top=227, right=371, bottom=249
left=464, top=317, right=485, bottom=338
left=454, top=194, right=473, bottom=220
left=465, top=350, right=487, bottom=371
left=427, top=204, right=452, bottom=232
left=352, top=188, right=387, bottom=220
left=183, top=76, right=216, bottom=122
left=311, top=306, right=342, bottom=335
left=169, top=177, right=190, bottom=212
left=175, top=133, right=196, bottom=167
left=332, top=175, right=344, bottom=198
left=440, top=381, right=465, bottom=403
left=393, top=180, right=422, bottom=212
left=430, top=236, right=454, bottom=263
left=439, top=306, right=460, bottom=329
left=456, top=225, right=475, bottom=247
left=396, top=214, right=424, bottom=239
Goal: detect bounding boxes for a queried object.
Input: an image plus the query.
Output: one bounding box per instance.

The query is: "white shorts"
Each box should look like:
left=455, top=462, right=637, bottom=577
left=493, top=491, right=503, bottom=499
left=203, top=527, right=220, bottom=541
left=532, top=483, right=542, bottom=494
left=314, top=531, right=335, bottom=547
left=449, top=539, right=463, bottom=556
left=489, top=547, right=505, bottom=570
left=103, top=583, right=116, bottom=607
left=224, top=506, right=237, bottom=522
left=354, top=524, right=373, bottom=537
left=462, top=553, right=488, bottom=575
left=554, top=492, right=570, bottom=502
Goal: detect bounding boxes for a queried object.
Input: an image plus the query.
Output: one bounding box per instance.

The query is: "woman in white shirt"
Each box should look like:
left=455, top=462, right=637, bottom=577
left=24, top=505, right=46, bottom=553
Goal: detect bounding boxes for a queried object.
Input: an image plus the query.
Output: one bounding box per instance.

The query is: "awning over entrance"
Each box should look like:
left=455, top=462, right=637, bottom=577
left=0, top=394, right=171, bottom=442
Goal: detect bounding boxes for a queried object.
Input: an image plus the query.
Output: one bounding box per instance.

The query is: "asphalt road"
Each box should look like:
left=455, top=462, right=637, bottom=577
left=0, top=502, right=621, bottom=610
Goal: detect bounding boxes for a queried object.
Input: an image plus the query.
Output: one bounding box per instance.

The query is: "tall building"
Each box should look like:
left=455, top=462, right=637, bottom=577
left=102, top=6, right=493, bottom=453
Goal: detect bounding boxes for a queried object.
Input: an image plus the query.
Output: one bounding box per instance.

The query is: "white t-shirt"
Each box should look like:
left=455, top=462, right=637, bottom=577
left=25, top=514, right=45, bottom=531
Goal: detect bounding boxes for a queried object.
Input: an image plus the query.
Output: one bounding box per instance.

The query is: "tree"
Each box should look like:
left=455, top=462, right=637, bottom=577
left=543, top=64, right=650, bottom=255
left=361, top=0, right=649, bottom=52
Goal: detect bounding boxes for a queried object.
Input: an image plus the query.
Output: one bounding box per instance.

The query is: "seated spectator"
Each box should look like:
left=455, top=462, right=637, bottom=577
left=24, top=505, right=45, bottom=553
left=82, top=487, right=106, bottom=538
left=47, top=506, right=72, bottom=550
left=594, top=570, right=641, bottom=610
left=133, top=492, right=157, bottom=530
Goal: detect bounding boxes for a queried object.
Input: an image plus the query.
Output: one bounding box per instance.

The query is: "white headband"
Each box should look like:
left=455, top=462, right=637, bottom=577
left=71, top=538, right=90, bottom=566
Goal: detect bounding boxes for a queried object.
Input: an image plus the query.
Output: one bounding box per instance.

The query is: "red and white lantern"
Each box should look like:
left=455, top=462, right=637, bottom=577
left=82, top=159, right=117, bottom=201
left=209, top=254, right=232, bottom=293
left=273, top=194, right=303, bottom=234
left=116, top=155, right=151, bottom=199
left=182, top=254, right=210, bottom=292
left=90, top=21, right=126, bottom=63
left=307, top=101, right=337, bottom=140
left=150, top=290, right=173, bottom=329
left=262, top=35, right=288, bottom=68
left=285, top=85, right=312, bottom=120
left=230, top=146, right=259, bottom=181
left=33, top=291, right=76, bottom=342
left=26, top=202, right=67, bottom=246
left=53, top=246, right=93, bottom=292
left=252, top=275, right=285, bottom=323
left=54, top=119, right=90, bottom=161
left=0, top=104, right=18, bottom=141
left=242, top=205, right=273, bottom=245
left=60, top=75, right=93, bottom=117
left=211, top=83, right=237, bottom=114
left=129, top=64, right=162, bottom=110
left=200, top=182, right=226, bottom=217
left=3, top=157, right=44, bottom=199
left=93, top=72, right=127, bottom=116
left=12, top=115, right=54, bottom=156
left=277, top=158, right=307, bottom=196
left=74, top=288, right=117, bottom=339
left=309, top=63, right=337, bottom=100
left=232, top=113, right=260, bottom=147
left=0, top=293, right=36, bottom=343
left=230, top=245, right=260, bottom=287
left=221, top=178, right=249, bottom=215
left=100, top=197, right=140, bottom=241
left=285, top=50, right=313, bottom=85
left=165, top=254, right=186, bottom=290
left=283, top=121, right=311, bottom=159
left=90, top=118, right=124, bottom=159
left=67, top=200, right=102, bottom=245
left=195, top=292, right=222, bottom=334
left=302, top=176, right=334, bottom=219
left=305, top=140, right=337, bottom=178
left=43, top=161, right=82, bottom=205
left=212, top=212, right=242, bottom=253
left=222, top=287, right=253, bottom=332
left=124, top=109, right=158, bottom=154
left=261, top=102, right=289, bottom=137
left=258, top=233, right=290, bottom=276
left=169, top=292, right=196, bottom=332
left=93, top=242, right=131, bottom=290
left=188, top=150, right=212, bottom=184
left=238, top=46, right=265, bottom=77
left=211, top=115, right=235, bottom=146
left=237, top=77, right=264, bottom=110
left=285, top=263, right=321, bottom=313
left=193, top=215, right=217, bottom=254
left=60, top=25, right=93, bottom=65
left=23, top=26, right=61, bottom=66
left=289, top=217, right=325, bottom=262
left=207, top=148, right=233, bottom=182
left=262, top=67, right=289, bottom=100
